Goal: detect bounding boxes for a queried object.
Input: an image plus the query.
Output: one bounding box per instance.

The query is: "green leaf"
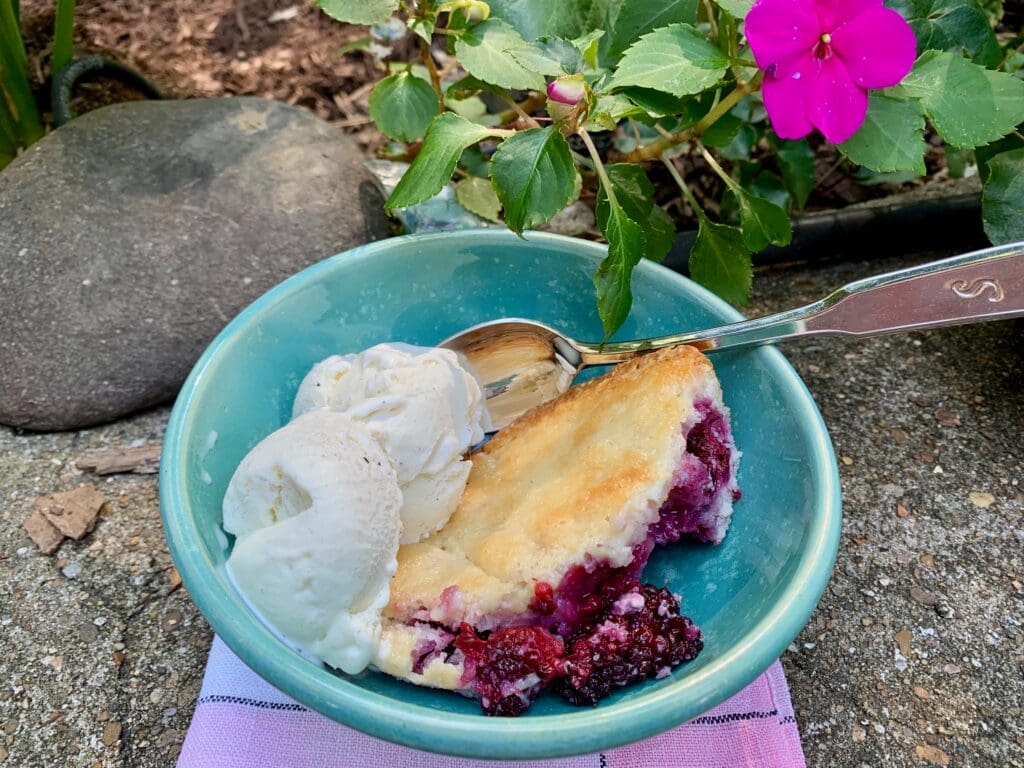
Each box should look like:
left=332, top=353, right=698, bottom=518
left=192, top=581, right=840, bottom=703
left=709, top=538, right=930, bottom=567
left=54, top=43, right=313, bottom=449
left=455, top=19, right=547, bottom=91
left=736, top=192, right=792, bottom=251
left=688, top=214, right=752, bottom=305
left=387, top=113, right=503, bottom=209
left=885, top=0, right=1001, bottom=67
left=485, top=0, right=596, bottom=40
left=899, top=51, right=1024, bottom=149
left=646, top=205, right=677, bottom=263
left=945, top=147, right=972, bottom=178
left=975, top=131, right=1024, bottom=182
left=603, top=0, right=699, bottom=61
left=719, top=124, right=758, bottom=160
left=838, top=93, right=927, bottom=174
left=981, top=147, right=1024, bottom=243
left=702, top=113, right=743, bottom=148
left=368, top=72, right=439, bottom=142
left=594, top=198, right=646, bottom=338
left=455, top=176, right=503, bottom=222
left=489, top=126, right=580, bottom=233
left=594, top=164, right=674, bottom=262
left=774, top=137, right=814, bottom=210
left=584, top=93, right=645, bottom=131
left=609, top=24, right=729, bottom=97
left=407, top=14, right=436, bottom=43
left=714, top=0, right=754, bottom=17
left=510, top=36, right=585, bottom=75
left=619, top=87, right=690, bottom=117
left=572, top=29, right=604, bottom=68
left=317, top=0, right=398, bottom=24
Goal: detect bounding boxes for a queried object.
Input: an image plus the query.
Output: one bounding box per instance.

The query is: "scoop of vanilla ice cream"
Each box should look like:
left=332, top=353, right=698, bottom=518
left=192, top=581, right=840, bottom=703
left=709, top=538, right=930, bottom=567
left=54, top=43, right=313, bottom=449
left=292, top=343, right=488, bottom=543
left=223, top=411, right=402, bottom=674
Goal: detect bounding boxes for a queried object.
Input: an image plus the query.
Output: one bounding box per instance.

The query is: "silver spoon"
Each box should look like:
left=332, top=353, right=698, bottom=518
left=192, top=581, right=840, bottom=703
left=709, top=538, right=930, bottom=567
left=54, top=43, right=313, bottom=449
left=441, top=242, right=1024, bottom=432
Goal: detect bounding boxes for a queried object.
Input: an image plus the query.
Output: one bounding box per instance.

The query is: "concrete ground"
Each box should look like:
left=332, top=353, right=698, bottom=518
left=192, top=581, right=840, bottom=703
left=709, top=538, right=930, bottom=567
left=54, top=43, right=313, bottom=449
left=1, top=253, right=1021, bottom=767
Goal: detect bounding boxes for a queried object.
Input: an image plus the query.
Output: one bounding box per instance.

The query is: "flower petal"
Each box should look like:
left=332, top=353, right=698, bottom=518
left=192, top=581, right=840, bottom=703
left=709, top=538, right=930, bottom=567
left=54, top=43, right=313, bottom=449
left=814, top=0, right=880, bottom=32
left=762, top=53, right=817, bottom=140
left=806, top=55, right=868, bottom=143
left=831, top=6, right=917, bottom=88
left=746, top=0, right=821, bottom=75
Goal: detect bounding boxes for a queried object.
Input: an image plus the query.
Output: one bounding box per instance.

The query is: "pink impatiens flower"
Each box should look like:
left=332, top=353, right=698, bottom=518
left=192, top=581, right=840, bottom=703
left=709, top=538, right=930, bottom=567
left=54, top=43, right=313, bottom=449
left=745, top=0, right=917, bottom=143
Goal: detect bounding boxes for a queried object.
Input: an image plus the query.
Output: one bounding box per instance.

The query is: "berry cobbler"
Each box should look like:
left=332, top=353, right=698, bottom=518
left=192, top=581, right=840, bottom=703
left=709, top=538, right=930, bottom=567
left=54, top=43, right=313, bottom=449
left=372, top=346, right=741, bottom=715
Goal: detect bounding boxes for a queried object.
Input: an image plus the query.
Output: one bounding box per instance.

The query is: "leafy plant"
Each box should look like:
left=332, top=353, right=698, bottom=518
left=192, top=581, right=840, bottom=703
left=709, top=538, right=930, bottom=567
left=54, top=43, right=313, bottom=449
left=0, top=0, right=78, bottom=170
left=322, top=0, right=1024, bottom=338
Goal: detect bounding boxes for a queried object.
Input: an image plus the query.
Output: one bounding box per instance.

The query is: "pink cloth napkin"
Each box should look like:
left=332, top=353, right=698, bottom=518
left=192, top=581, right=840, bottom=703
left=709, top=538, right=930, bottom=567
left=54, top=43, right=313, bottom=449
left=178, top=636, right=805, bottom=767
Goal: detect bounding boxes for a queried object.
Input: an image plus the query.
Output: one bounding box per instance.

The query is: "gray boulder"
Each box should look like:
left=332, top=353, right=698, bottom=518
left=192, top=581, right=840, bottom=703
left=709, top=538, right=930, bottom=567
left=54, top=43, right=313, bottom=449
left=0, top=97, right=390, bottom=431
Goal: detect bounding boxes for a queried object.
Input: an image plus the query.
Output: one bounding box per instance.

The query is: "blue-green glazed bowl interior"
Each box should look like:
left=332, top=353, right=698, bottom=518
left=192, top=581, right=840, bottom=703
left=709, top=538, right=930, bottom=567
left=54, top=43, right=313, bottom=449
left=160, top=230, right=841, bottom=760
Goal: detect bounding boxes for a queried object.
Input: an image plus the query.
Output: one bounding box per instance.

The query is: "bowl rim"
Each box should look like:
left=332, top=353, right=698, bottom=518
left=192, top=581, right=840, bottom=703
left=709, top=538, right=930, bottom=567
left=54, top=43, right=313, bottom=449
left=160, top=229, right=841, bottom=759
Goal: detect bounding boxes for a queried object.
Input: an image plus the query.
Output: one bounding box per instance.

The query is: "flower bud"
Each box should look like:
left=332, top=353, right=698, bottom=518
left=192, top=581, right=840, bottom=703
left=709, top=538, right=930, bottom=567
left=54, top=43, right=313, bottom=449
left=546, top=74, right=587, bottom=106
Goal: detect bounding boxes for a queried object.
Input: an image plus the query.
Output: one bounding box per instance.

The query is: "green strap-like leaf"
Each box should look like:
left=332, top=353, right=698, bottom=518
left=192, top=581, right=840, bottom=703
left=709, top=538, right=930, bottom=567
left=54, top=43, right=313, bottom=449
left=317, top=0, right=399, bottom=25
left=839, top=93, right=927, bottom=175
left=489, top=126, right=580, bottom=233
left=981, top=147, right=1024, bottom=243
left=594, top=195, right=646, bottom=338
left=899, top=51, right=1024, bottom=149
left=608, top=23, right=728, bottom=97
left=387, top=113, right=504, bottom=209
left=455, top=176, right=503, bottom=222
left=689, top=213, right=752, bottom=306
left=368, top=72, right=439, bottom=143
left=454, top=19, right=547, bottom=91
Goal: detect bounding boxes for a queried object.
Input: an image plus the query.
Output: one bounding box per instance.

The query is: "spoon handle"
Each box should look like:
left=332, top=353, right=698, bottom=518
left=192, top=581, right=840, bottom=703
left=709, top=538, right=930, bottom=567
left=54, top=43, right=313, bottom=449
left=577, top=241, right=1024, bottom=364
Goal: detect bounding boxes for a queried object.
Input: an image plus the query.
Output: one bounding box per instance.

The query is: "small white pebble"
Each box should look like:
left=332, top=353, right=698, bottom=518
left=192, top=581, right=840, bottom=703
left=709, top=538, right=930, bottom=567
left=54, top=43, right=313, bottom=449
left=93, top=617, right=107, bottom=627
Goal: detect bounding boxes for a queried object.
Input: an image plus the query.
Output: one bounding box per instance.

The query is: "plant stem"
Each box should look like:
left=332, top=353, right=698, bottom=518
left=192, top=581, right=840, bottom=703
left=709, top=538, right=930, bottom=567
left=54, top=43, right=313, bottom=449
left=621, top=72, right=762, bottom=162
left=662, top=154, right=705, bottom=222
left=578, top=127, right=617, bottom=206
left=697, top=142, right=740, bottom=193
left=0, top=11, right=44, bottom=145
left=501, top=95, right=541, bottom=128
left=51, top=0, right=76, bottom=76
left=702, top=0, right=718, bottom=41
left=495, top=92, right=545, bottom=125
left=420, top=40, right=444, bottom=106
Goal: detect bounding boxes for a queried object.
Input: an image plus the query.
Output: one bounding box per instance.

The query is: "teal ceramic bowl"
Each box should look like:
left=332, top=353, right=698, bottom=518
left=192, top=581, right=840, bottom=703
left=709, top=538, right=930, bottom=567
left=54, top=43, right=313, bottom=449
left=160, top=229, right=840, bottom=760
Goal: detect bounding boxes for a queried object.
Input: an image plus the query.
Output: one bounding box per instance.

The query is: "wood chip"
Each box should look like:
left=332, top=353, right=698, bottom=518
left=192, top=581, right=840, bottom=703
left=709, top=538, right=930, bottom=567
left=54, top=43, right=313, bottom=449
left=895, top=629, right=913, bottom=657
left=23, top=509, right=65, bottom=554
left=920, top=553, right=935, bottom=567
left=915, top=744, right=949, bottom=765
left=913, top=686, right=930, bottom=700
left=36, top=485, right=106, bottom=540
left=932, top=408, right=960, bottom=427
left=101, top=721, right=122, bottom=747
left=78, top=444, right=161, bottom=475
left=897, top=504, right=910, bottom=518
left=968, top=491, right=995, bottom=508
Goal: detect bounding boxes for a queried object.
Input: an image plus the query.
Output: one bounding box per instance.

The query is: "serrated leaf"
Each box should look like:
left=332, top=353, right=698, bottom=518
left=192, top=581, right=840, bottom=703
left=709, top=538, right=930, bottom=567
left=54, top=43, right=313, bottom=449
left=603, top=0, right=699, bottom=61
left=885, top=0, right=1001, bottom=67
left=368, top=72, right=439, bottom=142
left=736, top=192, right=792, bottom=251
left=509, top=36, right=584, bottom=75
left=714, top=0, right=754, bottom=17
left=900, top=51, right=1024, bottom=149
left=619, top=87, right=690, bottom=117
left=609, top=24, right=728, bottom=97
left=838, top=93, right=926, bottom=174
left=455, top=19, right=547, bottom=91
left=702, top=113, right=743, bottom=147
left=584, top=93, right=644, bottom=131
left=407, top=14, right=436, bottom=43
left=975, top=131, right=1024, bottom=182
left=489, top=126, right=580, bottom=233
left=981, top=147, right=1024, bottom=243
left=774, top=137, right=814, bottom=210
left=455, top=176, right=503, bottom=222
left=747, top=170, right=792, bottom=211
left=719, top=124, right=759, bottom=160
left=387, top=113, right=503, bottom=209
left=689, top=215, right=752, bottom=305
left=594, top=164, right=674, bottom=261
left=572, top=29, right=604, bottom=68
left=594, top=197, right=646, bottom=338
left=317, top=0, right=398, bottom=24
left=485, top=0, right=596, bottom=40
